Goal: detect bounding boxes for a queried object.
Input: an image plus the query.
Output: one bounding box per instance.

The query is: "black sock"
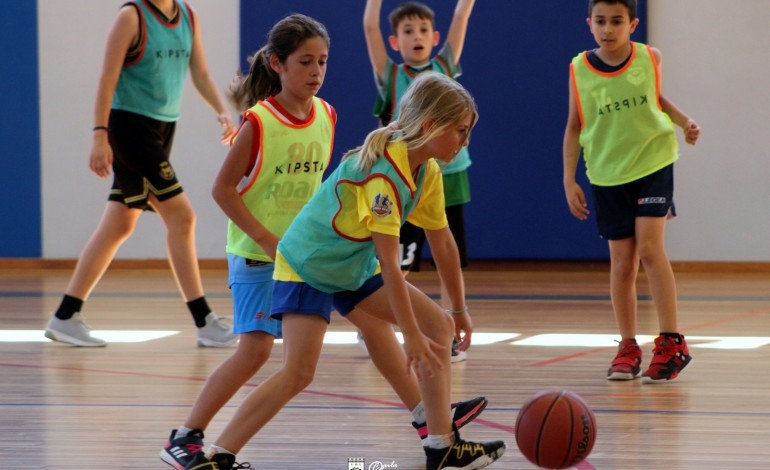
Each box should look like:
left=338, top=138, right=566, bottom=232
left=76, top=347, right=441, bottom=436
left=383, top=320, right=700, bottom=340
left=187, top=297, right=211, bottom=327
left=54, top=295, right=84, bottom=320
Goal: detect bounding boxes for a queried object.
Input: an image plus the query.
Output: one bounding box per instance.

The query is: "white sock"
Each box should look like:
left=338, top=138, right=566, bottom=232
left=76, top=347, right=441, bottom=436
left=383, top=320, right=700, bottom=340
left=176, top=425, right=194, bottom=437
left=426, top=432, right=455, bottom=449
left=411, top=401, right=426, bottom=424
left=208, top=444, right=236, bottom=458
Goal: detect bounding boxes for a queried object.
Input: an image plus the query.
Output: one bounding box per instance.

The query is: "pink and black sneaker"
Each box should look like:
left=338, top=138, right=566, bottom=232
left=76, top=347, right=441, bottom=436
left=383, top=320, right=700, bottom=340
left=160, top=428, right=204, bottom=469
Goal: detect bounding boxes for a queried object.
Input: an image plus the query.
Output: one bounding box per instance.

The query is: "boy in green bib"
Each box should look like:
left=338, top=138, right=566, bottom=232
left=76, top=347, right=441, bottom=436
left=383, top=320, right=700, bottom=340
left=563, top=0, right=701, bottom=383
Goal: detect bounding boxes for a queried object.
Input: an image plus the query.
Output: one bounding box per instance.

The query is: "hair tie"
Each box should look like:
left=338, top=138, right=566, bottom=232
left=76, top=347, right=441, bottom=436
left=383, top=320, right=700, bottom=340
left=388, top=121, right=400, bottom=130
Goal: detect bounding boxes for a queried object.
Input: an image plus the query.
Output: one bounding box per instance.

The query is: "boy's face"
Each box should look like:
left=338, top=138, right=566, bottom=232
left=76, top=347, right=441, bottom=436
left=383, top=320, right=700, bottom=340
left=587, top=2, right=639, bottom=53
left=388, top=15, right=439, bottom=66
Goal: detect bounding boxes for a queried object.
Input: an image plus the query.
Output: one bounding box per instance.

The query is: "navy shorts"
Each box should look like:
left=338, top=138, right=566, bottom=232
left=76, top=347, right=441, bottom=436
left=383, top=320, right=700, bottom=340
left=107, top=109, right=183, bottom=209
left=592, top=164, right=676, bottom=240
left=270, top=274, right=384, bottom=322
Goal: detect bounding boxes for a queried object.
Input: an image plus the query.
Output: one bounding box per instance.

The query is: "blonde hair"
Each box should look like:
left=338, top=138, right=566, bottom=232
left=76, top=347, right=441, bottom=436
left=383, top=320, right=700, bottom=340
left=228, top=14, right=329, bottom=111
left=344, top=72, right=478, bottom=172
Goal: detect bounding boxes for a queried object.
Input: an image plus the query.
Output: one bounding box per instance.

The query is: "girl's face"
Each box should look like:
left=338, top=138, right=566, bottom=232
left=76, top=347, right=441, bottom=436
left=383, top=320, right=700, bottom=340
left=587, top=3, right=639, bottom=54
left=425, top=111, right=474, bottom=163
left=272, top=36, right=328, bottom=100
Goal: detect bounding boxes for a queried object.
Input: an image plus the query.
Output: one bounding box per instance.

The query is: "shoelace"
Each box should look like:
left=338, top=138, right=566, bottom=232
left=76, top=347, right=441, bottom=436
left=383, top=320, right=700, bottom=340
left=618, top=344, right=638, bottom=357
left=613, top=340, right=640, bottom=360
left=652, top=339, right=678, bottom=358
left=449, top=440, right=487, bottom=457
left=209, top=461, right=252, bottom=470
left=211, top=316, right=233, bottom=329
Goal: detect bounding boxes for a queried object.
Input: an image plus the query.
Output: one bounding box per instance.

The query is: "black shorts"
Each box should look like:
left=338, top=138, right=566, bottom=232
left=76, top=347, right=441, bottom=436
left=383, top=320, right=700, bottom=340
left=107, top=109, right=183, bottom=209
left=592, top=164, right=676, bottom=240
left=399, top=204, right=469, bottom=272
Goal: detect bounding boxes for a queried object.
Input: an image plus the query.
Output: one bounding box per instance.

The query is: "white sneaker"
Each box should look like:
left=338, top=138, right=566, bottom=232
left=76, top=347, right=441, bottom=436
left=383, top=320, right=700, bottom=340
left=197, top=313, right=237, bottom=347
left=451, top=337, right=467, bottom=363
left=45, top=313, right=106, bottom=347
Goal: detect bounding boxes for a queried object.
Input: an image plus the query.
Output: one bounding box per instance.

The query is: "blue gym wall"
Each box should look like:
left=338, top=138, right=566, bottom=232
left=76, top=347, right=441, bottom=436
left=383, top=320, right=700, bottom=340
left=240, top=1, right=647, bottom=261
left=1, top=1, right=646, bottom=260
left=1, top=1, right=41, bottom=257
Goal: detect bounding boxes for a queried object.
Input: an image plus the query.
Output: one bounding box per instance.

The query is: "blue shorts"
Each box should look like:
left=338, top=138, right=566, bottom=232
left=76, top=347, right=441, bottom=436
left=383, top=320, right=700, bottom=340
left=228, top=253, right=280, bottom=337
left=591, top=164, right=676, bottom=240
left=270, top=274, right=384, bottom=322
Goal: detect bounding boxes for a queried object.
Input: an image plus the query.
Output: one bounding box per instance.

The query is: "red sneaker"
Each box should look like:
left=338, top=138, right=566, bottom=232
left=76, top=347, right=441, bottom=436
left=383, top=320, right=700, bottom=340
left=642, top=334, right=692, bottom=384
left=607, top=338, right=642, bottom=380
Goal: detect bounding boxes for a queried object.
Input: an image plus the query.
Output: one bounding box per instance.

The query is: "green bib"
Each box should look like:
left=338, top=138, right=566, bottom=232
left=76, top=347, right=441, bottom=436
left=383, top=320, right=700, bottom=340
left=226, top=97, right=334, bottom=261
left=571, top=42, right=678, bottom=186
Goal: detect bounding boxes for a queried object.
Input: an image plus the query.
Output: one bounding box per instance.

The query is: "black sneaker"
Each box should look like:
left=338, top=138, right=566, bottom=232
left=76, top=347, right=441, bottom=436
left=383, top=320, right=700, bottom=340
left=160, top=429, right=204, bottom=469
left=424, top=428, right=506, bottom=470
left=185, top=451, right=252, bottom=469
left=413, top=396, right=488, bottom=442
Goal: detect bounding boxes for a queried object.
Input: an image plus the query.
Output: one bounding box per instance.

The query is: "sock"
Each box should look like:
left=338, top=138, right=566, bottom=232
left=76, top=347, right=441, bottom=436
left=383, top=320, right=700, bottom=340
left=207, top=444, right=236, bottom=458
left=426, top=432, right=454, bottom=449
left=187, top=297, right=211, bottom=327
left=177, top=425, right=195, bottom=437
left=54, top=295, right=84, bottom=320
left=661, top=332, right=682, bottom=342
left=411, top=401, right=426, bottom=424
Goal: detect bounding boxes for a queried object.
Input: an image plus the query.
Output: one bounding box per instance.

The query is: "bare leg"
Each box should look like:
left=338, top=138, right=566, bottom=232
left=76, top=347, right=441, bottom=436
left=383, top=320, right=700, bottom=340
left=636, top=216, right=678, bottom=332
left=213, top=314, right=328, bottom=454
left=355, top=284, right=454, bottom=437
left=184, top=331, right=274, bottom=431
left=608, top=238, right=640, bottom=339
left=152, top=194, right=204, bottom=301
left=346, top=311, right=421, bottom=410
left=65, top=201, right=142, bottom=299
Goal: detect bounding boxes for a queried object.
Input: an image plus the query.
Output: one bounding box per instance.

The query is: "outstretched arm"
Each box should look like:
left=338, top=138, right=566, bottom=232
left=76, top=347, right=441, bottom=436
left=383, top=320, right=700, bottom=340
left=187, top=6, right=236, bottom=143
left=364, top=0, right=389, bottom=83
left=650, top=47, right=701, bottom=145
left=444, top=0, right=476, bottom=65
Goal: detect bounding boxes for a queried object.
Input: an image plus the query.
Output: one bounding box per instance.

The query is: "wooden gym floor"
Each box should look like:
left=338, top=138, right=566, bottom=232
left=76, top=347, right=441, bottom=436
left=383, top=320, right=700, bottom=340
left=1, top=262, right=769, bottom=469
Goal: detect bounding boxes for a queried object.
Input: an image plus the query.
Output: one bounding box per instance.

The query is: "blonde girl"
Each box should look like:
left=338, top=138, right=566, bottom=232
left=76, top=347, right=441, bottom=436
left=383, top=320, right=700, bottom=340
left=185, top=72, right=506, bottom=470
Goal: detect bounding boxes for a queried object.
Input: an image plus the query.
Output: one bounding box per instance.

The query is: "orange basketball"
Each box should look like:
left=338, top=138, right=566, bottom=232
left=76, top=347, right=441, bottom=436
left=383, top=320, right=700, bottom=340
left=515, top=389, right=597, bottom=469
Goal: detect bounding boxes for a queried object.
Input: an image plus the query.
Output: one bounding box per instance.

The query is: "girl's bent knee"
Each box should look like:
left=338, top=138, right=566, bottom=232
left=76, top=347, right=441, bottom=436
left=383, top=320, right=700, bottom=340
left=277, top=366, right=316, bottom=395
left=425, top=312, right=454, bottom=343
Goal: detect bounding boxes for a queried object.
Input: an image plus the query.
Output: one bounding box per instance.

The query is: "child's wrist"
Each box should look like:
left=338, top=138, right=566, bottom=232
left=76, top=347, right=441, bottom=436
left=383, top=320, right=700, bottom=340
left=446, top=305, right=469, bottom=315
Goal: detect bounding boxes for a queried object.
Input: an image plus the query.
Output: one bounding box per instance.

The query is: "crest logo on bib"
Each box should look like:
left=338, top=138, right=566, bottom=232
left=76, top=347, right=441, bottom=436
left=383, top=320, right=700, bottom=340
left=371, top=193, right=393, bottom=217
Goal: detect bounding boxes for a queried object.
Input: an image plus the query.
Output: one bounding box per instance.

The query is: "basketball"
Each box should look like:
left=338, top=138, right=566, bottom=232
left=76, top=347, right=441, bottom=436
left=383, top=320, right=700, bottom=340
left=515, top=389, right=597, bottom=469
